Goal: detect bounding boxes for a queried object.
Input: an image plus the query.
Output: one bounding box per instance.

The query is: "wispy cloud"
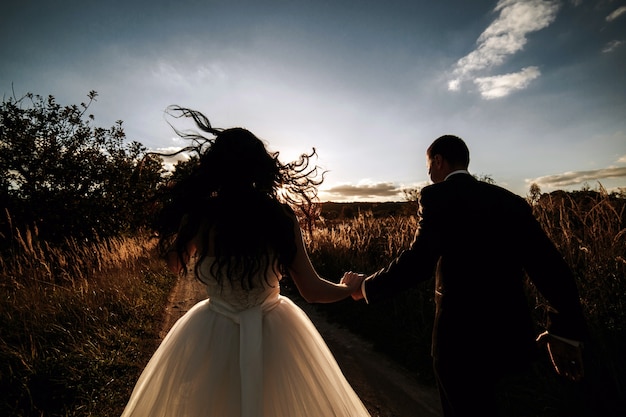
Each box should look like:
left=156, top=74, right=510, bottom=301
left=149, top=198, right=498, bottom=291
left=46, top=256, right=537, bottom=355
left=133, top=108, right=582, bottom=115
left=606, top=6, right=626, bottom=22
left=603, top=6, right=626, bottom=54
left=527, top=167, right=626, bottom=188
left=602, top=40, right=625, bottom=53
left=448, top=0, right=560, bottom=98
left=474, top=66, right=540, bottom=99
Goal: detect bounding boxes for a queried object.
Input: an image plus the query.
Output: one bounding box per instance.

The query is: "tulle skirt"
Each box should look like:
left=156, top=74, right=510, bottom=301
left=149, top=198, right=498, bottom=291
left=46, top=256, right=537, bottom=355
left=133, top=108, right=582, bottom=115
left=121, top=295, right=370, bottom=416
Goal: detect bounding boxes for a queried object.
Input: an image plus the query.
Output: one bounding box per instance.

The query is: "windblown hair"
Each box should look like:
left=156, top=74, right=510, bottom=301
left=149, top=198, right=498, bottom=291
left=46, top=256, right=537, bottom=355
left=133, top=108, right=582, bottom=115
left=154, top=106, right=324, bottom=288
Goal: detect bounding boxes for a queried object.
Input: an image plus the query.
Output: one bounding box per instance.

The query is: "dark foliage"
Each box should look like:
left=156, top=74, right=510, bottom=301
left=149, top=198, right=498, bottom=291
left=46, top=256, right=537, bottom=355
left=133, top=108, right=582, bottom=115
left=0, top=92, right=164, bottom=245
left=319, top=201, right=418, bottom=220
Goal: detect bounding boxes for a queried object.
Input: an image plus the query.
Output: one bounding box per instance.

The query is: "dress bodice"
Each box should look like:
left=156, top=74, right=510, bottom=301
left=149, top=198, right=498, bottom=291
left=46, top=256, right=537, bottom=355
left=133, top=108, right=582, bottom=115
left=197, top=257, right=281, bottom=311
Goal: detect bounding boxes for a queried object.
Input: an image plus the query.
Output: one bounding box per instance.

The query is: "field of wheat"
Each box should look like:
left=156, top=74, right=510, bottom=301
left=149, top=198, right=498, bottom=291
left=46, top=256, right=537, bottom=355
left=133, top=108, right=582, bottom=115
left=1, top=190, right=624, bottom=416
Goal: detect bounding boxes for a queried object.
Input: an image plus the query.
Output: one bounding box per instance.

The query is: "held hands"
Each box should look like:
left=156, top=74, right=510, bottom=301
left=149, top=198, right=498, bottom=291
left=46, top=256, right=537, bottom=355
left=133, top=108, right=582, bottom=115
left=340, top=271, right=366, bottom=301
left=536, top=331, right=584, bottom=382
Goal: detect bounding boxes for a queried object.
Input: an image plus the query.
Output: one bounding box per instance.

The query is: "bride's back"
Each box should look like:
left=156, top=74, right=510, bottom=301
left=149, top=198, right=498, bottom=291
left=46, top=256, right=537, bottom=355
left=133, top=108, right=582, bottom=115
left=197, top=255, right=282, bottom=311
left=189, top=193, right=295, bottom=285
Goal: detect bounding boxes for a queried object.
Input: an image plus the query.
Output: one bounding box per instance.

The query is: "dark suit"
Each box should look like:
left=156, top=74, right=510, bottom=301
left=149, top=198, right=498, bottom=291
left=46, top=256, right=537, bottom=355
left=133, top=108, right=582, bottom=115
left=364, top=173, right=586, bottom=416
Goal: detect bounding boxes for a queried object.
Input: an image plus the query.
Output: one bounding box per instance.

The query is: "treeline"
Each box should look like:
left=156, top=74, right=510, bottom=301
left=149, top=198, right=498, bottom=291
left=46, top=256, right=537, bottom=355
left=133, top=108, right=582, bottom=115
left=318, top=188, right=626, bottom=223
left=318, top=201, right=417, bottom=220
left=0, top=92, right=164, bottom=247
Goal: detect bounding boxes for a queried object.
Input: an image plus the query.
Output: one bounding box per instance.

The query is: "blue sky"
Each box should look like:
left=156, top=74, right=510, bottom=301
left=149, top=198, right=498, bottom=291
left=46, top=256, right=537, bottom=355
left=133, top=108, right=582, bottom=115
left=2, top=0, right=625, bottom=201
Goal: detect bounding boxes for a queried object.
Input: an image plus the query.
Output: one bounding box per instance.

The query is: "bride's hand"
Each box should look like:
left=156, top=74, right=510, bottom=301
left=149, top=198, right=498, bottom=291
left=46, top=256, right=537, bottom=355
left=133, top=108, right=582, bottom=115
left=340, top=271, right=365, bottom=291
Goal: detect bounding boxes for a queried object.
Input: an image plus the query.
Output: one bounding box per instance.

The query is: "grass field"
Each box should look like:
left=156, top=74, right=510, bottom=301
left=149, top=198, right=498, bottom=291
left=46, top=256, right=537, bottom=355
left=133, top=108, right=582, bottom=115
left=0, top=230, right=176, bottom=416
left=1, top=189, right=624, bottom=416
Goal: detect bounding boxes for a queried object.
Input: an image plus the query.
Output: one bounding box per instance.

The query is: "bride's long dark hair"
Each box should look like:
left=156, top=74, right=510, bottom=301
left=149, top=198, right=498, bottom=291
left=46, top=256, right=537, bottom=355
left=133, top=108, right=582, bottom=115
left=155, top=106, right=323, bottom=288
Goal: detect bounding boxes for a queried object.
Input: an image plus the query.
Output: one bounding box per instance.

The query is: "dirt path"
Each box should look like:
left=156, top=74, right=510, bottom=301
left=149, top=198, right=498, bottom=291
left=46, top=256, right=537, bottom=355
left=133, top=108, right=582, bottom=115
left=160, top=276, right=443, bottom=417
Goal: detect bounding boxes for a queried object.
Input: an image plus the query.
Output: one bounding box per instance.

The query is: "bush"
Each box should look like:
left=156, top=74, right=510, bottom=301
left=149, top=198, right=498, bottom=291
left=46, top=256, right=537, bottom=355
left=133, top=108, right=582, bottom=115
left=0, top=91, right=164, bottom=244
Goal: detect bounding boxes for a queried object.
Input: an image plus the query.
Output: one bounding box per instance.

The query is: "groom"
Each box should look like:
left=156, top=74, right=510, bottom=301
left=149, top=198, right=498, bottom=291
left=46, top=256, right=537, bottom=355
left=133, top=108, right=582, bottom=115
left=346, top=135, right=587, bottom=417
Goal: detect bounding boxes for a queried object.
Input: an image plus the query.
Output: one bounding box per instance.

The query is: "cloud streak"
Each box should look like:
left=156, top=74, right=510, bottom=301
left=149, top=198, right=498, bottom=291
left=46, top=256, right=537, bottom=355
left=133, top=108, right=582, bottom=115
left=448, top=0, right=560, bottom=98
left=474, top=66, right=540, bottom=99
left=320, top=182, right=405, bottom=201
left=527, top=167, right=626, bottom=188
left=606, top=6, right=626, bottom=22
left=602, top=40, right=624, bottom=53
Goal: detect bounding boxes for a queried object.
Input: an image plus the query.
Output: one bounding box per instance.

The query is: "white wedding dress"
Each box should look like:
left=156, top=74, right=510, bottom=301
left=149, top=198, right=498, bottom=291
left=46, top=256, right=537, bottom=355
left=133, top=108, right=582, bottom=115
left=121, top=258, right=370, bottom=417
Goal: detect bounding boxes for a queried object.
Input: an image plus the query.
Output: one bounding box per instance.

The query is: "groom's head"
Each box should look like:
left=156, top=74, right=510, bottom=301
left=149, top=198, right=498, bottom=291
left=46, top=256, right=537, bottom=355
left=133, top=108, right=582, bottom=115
left=426, top=135, right=470, bottom=183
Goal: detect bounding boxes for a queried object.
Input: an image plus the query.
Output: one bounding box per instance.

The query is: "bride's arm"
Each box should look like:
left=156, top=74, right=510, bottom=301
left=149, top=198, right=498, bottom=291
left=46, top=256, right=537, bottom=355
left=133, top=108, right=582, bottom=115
left=287, top=217, right=362, bottom=303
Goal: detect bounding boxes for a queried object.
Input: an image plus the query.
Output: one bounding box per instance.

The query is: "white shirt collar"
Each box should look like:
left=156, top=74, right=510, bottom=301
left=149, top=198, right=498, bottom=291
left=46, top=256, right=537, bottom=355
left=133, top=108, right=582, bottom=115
left=444, top=170, right=470, bottom=181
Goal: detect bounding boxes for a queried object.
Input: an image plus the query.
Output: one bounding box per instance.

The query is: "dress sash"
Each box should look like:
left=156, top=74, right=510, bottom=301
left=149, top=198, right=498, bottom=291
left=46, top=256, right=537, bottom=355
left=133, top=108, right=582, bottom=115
left=208, top=295, right=281, bottom=417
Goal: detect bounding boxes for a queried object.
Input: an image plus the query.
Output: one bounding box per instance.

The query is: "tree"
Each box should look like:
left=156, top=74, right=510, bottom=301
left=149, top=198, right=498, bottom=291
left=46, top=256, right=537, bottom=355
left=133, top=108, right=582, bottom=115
left=402, top=186, right=421, bottom=203
left=474, top=173, right=496, bottom=184
left=0, top=91, right=164, bottom=242
left=528, top=183, right=542, bottom=205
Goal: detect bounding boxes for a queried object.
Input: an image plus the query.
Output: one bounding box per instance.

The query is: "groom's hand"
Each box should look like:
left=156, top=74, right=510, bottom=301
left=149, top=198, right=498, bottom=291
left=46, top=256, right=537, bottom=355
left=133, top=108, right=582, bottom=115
left=536, top=331, right=584, bottom=382
left=340, top=271, right=366, bottom=300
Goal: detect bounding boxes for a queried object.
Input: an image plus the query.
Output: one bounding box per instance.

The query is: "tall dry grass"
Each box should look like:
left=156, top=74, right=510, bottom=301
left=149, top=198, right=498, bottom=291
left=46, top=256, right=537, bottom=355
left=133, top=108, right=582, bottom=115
left=0, top=216, right=176, bottom=416
left=302, top=190, right=626, bottom=416
left=529, top=190, right=626, bottom=415
left=301, top=211, right=436, bottom=381
left=1, top=188, right=624, bottom=416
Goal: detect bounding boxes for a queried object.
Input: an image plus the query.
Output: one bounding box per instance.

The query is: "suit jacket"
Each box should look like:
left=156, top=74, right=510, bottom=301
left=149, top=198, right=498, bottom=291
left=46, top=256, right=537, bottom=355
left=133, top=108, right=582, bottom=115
left=364, top=173, right=586, bottom=372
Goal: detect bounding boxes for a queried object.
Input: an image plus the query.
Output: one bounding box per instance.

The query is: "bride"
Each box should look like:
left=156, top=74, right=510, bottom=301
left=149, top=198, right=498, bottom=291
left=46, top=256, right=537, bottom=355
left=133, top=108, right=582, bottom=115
left=120, top=107, right=370, bottom=417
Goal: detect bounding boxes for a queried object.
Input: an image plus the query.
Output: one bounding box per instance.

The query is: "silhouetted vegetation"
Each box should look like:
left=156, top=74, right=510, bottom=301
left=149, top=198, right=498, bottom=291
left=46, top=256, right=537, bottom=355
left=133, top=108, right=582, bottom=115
left=1, top=91, right=624, bottom=415
left=0, top=92, right=174, bottom=416
left=319, top=201, right=418, bottom=220
left=0, top=92, right=164, bottom=244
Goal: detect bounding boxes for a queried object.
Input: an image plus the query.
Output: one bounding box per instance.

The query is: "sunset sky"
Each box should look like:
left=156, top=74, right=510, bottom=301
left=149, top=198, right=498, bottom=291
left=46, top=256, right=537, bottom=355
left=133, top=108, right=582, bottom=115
left=2, top=0, right=625, bottom=201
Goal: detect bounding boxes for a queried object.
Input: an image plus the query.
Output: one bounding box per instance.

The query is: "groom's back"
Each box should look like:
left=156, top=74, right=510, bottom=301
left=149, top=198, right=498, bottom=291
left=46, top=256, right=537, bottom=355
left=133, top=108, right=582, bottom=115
left=428, top=176, right=540, bottom=362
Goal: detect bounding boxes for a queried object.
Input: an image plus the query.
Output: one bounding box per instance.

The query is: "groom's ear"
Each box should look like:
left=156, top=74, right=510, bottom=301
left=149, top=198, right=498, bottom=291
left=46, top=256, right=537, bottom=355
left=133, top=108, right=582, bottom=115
left=432, top=154, right=444, bottom=168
